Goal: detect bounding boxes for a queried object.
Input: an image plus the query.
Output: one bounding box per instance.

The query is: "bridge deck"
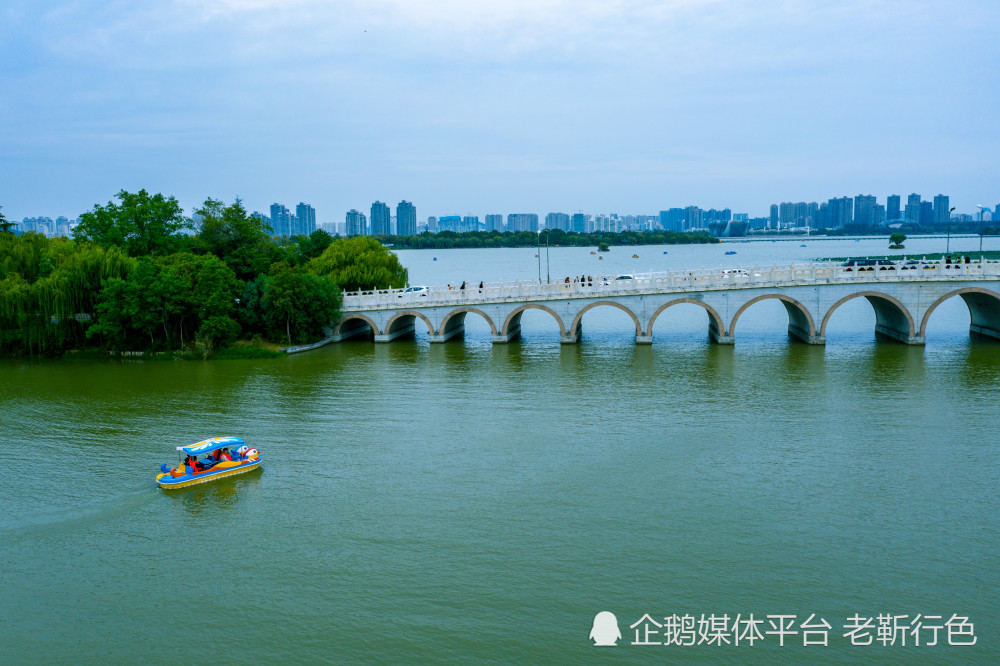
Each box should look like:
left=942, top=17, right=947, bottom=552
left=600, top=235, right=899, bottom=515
left=343, top=260, right=1000, bottom=311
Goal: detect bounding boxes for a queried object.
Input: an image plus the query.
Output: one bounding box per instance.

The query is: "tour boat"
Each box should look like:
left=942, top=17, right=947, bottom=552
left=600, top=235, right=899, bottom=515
left=156, top=436, right=261, bottom=489
left=725, top=250, right=737, bottom=255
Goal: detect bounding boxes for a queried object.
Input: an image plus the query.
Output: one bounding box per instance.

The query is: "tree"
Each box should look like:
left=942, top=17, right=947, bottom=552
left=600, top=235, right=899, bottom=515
left=307, top=236, right=408, bottom=292
left=263, top=262, right=342, bottom=344
left=598, top=241, right=610, bottom=252
left=193, top=198, right=278, bottom=281
left=0, top=205, right=14, bottom=234
left=74, top=189, right=190, bottom=257
left=297, top=228, right=334, bottom=260
left=889, top=232, right=906, bottom=248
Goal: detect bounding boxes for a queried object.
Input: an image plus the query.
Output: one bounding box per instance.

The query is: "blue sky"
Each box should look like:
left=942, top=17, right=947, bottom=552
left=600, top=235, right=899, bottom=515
left=2, top=0, right=997, bottom=222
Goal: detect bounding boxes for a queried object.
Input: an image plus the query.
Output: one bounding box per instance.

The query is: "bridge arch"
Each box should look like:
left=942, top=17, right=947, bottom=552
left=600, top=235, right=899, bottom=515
left=502, top=304, right=567, bottom=337
left=819, top=291, right=916, bottom=341
left=385, top=310, right=435, bottom=337
left=919, top=287, right=1000, bottom=339
left=645, top=299, right=726, bottom=338
left=729, top=294, right=817, bottom=340
left=569, top=301, right=641, bottom=337
left=439, top=307, right=498, bottom=337
left=334, top=313, right=379, bottom=337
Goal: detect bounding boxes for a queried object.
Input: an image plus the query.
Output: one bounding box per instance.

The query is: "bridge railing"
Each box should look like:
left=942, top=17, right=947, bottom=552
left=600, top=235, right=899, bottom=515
left=343, top=259, right=1000, bottom=310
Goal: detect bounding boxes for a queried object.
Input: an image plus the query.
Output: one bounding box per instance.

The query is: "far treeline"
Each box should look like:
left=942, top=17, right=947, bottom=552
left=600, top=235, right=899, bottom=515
left=383, top=229, right=718, bottom=250
left=0, top=193, right=408, bottom=358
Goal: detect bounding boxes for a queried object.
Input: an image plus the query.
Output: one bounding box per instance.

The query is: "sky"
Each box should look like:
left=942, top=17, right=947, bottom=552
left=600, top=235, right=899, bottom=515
left=1, top=0, right=998, bottom=222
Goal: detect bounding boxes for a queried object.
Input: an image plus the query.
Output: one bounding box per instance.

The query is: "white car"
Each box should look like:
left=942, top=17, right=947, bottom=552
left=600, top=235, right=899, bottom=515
left=398, top=286, right=429, bottom=297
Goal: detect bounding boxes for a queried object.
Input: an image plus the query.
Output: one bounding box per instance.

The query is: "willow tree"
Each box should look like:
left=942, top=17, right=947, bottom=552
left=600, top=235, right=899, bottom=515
left=307, top=236, right=408, bottom=292
left=0, top=233, right=133, bottom=354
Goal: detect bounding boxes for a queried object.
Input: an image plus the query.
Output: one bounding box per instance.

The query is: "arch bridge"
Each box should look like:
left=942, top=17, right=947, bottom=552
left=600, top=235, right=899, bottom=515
left=324, top=261, right=1000, bottom=347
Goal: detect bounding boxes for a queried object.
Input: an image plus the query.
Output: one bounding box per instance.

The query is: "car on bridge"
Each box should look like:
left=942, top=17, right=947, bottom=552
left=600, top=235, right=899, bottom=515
left=842, top=259, right=896, bottom=271
left=398, top=286, right=429, bottom=297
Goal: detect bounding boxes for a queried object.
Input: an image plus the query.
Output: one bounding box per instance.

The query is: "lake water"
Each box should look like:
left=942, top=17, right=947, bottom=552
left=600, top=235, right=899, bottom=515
left=1, top=237, right=998, bottom=664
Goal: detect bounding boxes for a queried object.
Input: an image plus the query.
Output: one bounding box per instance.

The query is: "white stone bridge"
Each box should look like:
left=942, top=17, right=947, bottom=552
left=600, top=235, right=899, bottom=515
left=327, top=260, right=1000, bottom=346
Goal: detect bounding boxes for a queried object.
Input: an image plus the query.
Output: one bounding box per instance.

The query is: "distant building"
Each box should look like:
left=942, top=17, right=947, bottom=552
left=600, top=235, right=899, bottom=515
left=904, top=193, right=921, bottom=225
left=572, top=213, right=589, bottom=233
left=396, top=201, right=417, bottom=236
left=485, top=214, right=504, bottom=232
left=506, top=213, right=538, bottom=233
left=853, top=195, right=877, bottom=232
left=346, top=209, right=367, bottom=236
left=769, top=204, right=779, bottom=229
left=296, top=203, right=316, bottom=236
left=545, top=212, right=570, bottom=231
left=370, top=201, right=391, bottom=236
left=887, top=194, right=901, bottom=222
left=933, top=194, right=950, bottom=226
left=270, top=203, right=291, bottom=236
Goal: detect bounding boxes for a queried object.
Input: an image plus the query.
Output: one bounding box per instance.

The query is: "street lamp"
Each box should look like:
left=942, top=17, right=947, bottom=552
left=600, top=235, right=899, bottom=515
left=946, top=207, right=955, bottom=255
left=536, top=229, right=551, bottom=284
left=977, top=205, right=987, bottom=263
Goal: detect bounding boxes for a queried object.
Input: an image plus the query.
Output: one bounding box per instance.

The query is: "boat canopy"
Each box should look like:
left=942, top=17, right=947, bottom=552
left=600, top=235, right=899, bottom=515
left=178, top=436, right=245, bottom=455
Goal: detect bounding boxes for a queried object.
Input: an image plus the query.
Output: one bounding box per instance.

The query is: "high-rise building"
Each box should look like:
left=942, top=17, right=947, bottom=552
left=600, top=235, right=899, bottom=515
left=887, top=195, right=901, bottom=222
left=506, top=213, right=538, bottom=232
left=545, top=212, right=570, bottom=231
left=684, top=206, right=703, bottom=231
left=296, top=203, right=316, bottom=236
left=853, top=195, right=877, bottom=231
left=370, top=201, right=391, bottom=236
left=920, top=201, right=934, bottom=226
left=346, top=209, right=367, bottom=236
left=396, top=201, right=417, bottom=236
left=251, top=211, right=272, bottom=233
left=904, top=193, right=921, bottom=225
left=828, top=196, right=853, bottom=228
left=933, top=195, right=950, bottom=226
left=485, top=214, right=504, bottom=232
left=270, top=203, right=291, bottom=236
left=769, top=204, right=779, bottom=229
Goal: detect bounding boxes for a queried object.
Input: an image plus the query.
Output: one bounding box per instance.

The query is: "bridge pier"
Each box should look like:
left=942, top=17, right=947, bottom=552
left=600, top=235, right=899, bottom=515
left=635, top=334, right=653, bottom=344
left=374, top=321, right=415, bottom=343
left=788, top=323, right=826, bottom=345
left=492, top=324, right=521, bottom=344
left=970, top=324, right=1000, bottom=340
left=709, top=321, right=734, bottom=344
left=330, top=319, right=372, bottom=342
left=431, top=315, right=465, bottom=343
left=875, top=324, right=925, bottom=345
left=561, top=329, right=581, bottom=344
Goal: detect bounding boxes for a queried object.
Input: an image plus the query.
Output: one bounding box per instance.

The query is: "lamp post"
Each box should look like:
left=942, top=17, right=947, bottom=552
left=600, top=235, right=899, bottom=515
left=545, top=229, right=551, bottom=284
left=946, top=207, right=955, bottom=255
left=977, top=205, right=986, bottom=263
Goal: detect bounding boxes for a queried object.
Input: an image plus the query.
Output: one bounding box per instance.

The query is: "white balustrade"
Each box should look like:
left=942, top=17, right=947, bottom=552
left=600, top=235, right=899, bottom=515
left=342, top=260, right=1000, bottom=311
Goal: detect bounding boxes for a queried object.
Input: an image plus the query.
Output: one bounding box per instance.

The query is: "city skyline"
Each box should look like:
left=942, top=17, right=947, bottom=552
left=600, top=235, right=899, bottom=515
left=2, top=1, right=998, bottom=222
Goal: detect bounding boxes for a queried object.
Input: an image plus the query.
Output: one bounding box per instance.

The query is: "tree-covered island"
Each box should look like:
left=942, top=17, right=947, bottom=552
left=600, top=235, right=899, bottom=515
left=0, top=191, right=407, bottom=357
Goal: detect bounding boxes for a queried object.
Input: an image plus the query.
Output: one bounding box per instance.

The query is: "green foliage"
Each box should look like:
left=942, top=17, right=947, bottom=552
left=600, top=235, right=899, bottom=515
left=308, top=236, right=408, bottom=292
left=1, top=234, right=133, bottom=355
left=597, top=241, right=610, bottom=252
left=192, top=198, right=278, bottom=281
left=889, top=232, right=907, bottom=247
left=262, top=262, right=342, bottom=345
left=0, top=205, right=13, bottom=234
left=297, top=229, right=335, bottom=261
left=87, top=253, right=242, bottom=352
left=74, top=189, right=190, bottom=257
